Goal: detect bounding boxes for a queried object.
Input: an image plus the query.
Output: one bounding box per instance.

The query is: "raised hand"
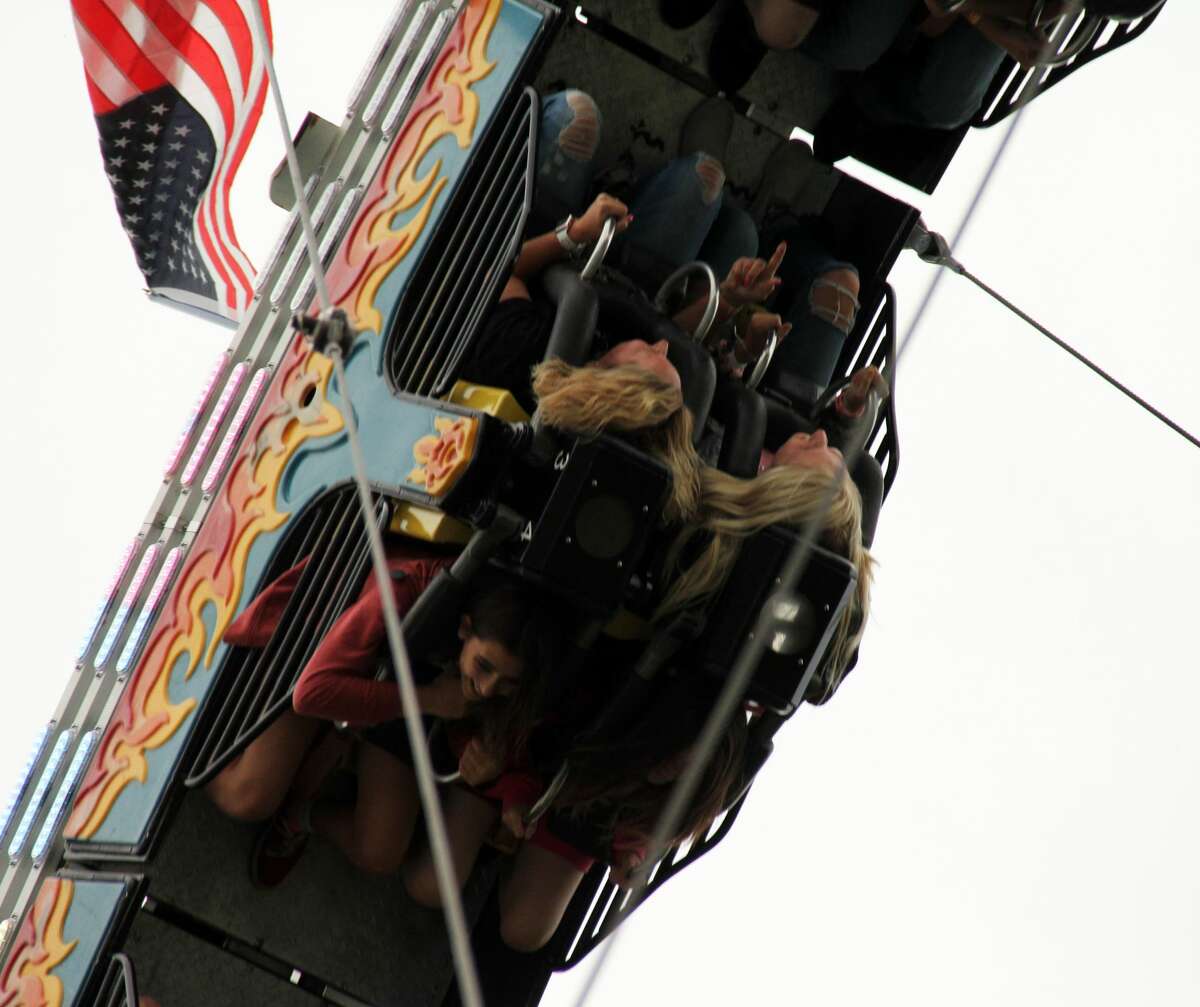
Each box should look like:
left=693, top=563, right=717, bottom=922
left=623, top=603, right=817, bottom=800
left=720, top=241, right=787, bottom=308
left=569, top=193, right=633, bottom=244
left=458, top=736, right=504, bottom=787
left=840, top=366, right=890, bottom=416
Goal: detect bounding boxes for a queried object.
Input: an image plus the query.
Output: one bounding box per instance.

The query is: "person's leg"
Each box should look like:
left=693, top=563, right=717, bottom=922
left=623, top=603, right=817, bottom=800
left=531, top=90, right=603, bottom=234
left=313, top=741, right=421, bottom=874
left=497, top=844, right=587, bottom=952
left=206, top=710, right=322, bottom=822
left=765, top=221, right=861, bottom=389
left=403, top=786, right=499, bottom=906
left=623, top=153, right=729, bottom=277
left=697, top=202, right=759, bottom=280
left=854, top=20, right=1008, bottom=129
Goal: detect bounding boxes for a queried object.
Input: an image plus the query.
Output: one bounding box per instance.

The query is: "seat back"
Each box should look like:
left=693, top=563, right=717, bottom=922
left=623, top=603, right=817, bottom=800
left=690, top=524, right=857, bottom=716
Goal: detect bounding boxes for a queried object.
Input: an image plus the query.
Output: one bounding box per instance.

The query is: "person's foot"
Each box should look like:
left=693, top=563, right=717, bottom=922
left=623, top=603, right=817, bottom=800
left=750, top=138, right=819, bottom=225
left=678, top=96, right=735, bottom=163
left=708, top=1, right=767, bottom=94
left=812, top=95, right=871, bottom=165
left=659, top=0, right=722, bottom=30
left=249, top=810, right=310, bottom=889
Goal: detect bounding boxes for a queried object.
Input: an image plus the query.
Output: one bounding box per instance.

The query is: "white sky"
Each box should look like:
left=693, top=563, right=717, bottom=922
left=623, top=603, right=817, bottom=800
left=2, top=3, right=1198, bottom=1006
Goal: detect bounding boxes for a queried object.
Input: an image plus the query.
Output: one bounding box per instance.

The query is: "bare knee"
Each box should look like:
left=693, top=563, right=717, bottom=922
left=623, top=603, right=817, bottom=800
left=404, top=860, right=446, bottom=908
left=747, top=0, right=821, bottom=49
left=810, top=267, right=860, bottom=334
left=558, top=90, right=601, bottom=162
left=499, top=912, right=556, bottom=953
left=694, top=154, right=726, bottom=205
left=206, top=772, right=280, bottom=824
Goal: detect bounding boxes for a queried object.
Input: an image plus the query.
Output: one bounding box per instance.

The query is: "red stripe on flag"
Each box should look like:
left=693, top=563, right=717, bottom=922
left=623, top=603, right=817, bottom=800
left=204, top=0, right=255, bottom=91
left=72, top=0, right=170, bottom=96
left=132, top=0, right=236, bottom=136
left=83, top=71, right=118, bottom=115
left=207, top=70, right=269, bottom=310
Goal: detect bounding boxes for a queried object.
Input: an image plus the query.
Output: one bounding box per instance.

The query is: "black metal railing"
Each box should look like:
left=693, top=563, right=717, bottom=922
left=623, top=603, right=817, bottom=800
left=845, top=283, right=900, bottom=501
left=548, top=792, right=750, bottom=970
left=185, top=487, right=389, bottom=787
left=973, top=3, right=1165, bottom=127
left=385, top=86, right=539, bottom=397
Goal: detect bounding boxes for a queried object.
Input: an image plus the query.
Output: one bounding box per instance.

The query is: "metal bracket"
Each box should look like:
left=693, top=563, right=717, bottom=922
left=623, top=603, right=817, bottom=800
left=292, top=307, right=360, bottom=358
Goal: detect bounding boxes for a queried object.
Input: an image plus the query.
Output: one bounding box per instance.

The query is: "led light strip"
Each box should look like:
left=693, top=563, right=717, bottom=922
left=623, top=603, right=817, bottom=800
left=164, top=352, right=229, bottom=476
left=362, top=0, right=434, bottom=128
left=202, top=367, right=271, bottom=493
left=381, top=7, right=457, bottom=136
left=255, top=175, right=321, bottom=294
left=0, top=724, right=53, bottom=845
left=115, top=547, right=184, bottom=673
left=180, top=363, right=249, bottom=488
left=32, top=730, right=101, bottom=865
left=269, top=181, right=341, bottom=307
left=290, top=187, right=363, bottom=312
left=76, top=538, right=137, bottom=660
left=348, top=0, right=419, bottom=113
left=8, top=730, right=74, bottom=862
left=93, top=544, right=161, bottom=669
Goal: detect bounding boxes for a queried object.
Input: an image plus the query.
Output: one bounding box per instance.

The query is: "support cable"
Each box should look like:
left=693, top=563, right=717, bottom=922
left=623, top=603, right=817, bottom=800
left=246, top=6, right=484, bottom=1005
left=906, top=220, right=1200, bottom=452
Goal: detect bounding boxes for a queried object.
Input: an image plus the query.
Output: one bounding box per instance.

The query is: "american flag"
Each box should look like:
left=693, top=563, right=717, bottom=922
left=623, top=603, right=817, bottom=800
left=72, top=0, right=273, bottom=324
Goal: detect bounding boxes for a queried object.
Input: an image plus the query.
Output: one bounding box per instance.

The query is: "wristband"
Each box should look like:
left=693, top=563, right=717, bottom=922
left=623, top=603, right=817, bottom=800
left=555, top=215, right=586, bottom=257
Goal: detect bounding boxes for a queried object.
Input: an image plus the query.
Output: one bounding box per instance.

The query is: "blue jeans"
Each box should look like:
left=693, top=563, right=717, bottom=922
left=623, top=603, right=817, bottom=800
left=798, top=0, right=914, bottom=71
left=533, top=91, right=758, bottom=284
left=623, top=155, right=759, bottom=280
left=765, top=218, right=858, bottom=389
left=531, top=90, right=602, bottom=234
left=855, top=19, right=1007, bottom=129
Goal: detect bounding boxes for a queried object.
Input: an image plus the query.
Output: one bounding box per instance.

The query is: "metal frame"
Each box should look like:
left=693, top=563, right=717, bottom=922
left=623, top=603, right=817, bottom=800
left=972, top=3, right=1166, bottom=127
left=184, top=487, right=390, bottom=788
left=385, top=86, right=541, bottom=396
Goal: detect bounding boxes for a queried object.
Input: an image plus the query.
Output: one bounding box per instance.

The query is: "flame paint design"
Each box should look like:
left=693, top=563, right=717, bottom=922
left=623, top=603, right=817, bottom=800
left=326, top=0, right=501, bottom=335
left=0, top=879, right=76, bottom=1007
left=65, top=344, right=341, bottom=840
left=408, top=416, right=479, bottom=495
left=64, top=0, right=504, bottom=844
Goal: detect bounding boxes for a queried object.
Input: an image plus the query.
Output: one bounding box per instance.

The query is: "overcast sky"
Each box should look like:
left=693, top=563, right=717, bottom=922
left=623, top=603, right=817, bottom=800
left=2, top=3, right=1198, bottom=1006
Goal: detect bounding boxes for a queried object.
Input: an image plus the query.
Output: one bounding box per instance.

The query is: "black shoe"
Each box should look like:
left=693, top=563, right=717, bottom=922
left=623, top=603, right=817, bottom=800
left=679, top=96, right=735, bottom=163
left=708, top=1, right=766, bottom=94
left=659, top=0, right=721, bottom=30
left=813, top=96, right=870, bottom=165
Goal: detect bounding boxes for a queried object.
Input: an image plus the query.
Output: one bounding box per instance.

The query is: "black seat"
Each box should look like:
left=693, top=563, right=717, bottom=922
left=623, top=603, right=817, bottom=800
left=708, top=375, right=768, bottom=478
left=688, top=523, right=858, bottom=715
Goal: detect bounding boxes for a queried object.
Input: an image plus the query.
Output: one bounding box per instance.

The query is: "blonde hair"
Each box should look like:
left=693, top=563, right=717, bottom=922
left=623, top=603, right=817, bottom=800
left=531, top=359, right=701, bottom=523
left=657, top=463, right=873, bottom=690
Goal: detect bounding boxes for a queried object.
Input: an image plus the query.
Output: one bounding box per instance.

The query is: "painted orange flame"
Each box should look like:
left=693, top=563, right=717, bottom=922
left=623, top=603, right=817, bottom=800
left=64, top=0, right=504, bottom=845
left=326, top=0, right=502, bottom=335
left=409, top=416, right=479, bottom=496
left=0, top=879, right=76, bottom=1007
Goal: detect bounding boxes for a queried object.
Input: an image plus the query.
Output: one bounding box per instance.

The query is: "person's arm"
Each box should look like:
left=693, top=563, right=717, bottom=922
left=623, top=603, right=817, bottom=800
left=291, top=556, right=452, bottom=724
left=223, top=556, right=311, bottom=648
left=672, top=242, right=786, bottom=339
left=511, top=193, right=633, bottom=282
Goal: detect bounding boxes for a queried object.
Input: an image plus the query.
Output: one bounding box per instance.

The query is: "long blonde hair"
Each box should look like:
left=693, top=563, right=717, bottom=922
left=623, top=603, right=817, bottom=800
left=531, top=359, right=701, bottom=523
left=657, top=463, right=873, bottom=690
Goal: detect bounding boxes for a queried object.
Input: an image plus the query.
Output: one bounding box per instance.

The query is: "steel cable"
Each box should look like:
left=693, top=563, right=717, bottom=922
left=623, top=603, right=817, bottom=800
left=246, top=5, right=484, bottom=1005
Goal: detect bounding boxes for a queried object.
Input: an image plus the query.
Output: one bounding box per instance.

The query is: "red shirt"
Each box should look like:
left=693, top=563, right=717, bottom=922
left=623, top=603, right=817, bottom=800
left=224, top=547, right=453, bottom=726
